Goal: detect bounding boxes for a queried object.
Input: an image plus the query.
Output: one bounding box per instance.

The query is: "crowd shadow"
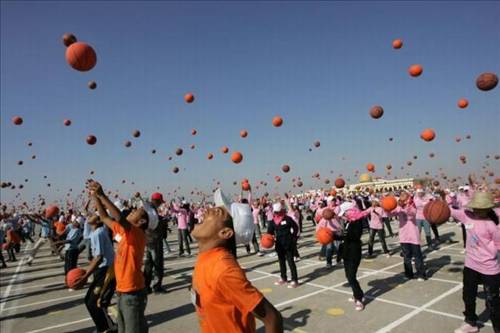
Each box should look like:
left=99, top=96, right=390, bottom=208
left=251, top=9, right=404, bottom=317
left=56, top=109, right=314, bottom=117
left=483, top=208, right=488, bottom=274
left=147, top=302, right=195, bottom=327
left=256, top=306, right=311, bottom=333
left=0, top=283, right=67, bottom=303
left=1, top=297, right=85, bottom=321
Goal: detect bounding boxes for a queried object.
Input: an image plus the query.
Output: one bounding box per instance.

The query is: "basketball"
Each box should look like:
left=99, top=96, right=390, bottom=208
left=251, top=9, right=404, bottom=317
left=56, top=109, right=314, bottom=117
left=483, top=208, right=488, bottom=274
left=316, top=228, right=334, bottom=245
left=423, top=200, right=450, bottom=225
left=240, top=130, right=248, bottom=138
left=45, top=205, right=60, bottom=219
left=392, top=39, right=403, bottom=49
left=62, top=33, right=77, bottom=47
left=124, top=141, right=132, bottom=148
left=63, top=119, right=71, bottom=126
left=65, top=42, right=97, bottom=72
left=408, top=64, right=423, bottom=77
left=221, top=146, right=229, bottom=154
left=476, top=72, right=498, bottom=91
left=86, top=135, right=97, bottom=145
left=231, top=151, right=243, bottom=164
left=184, top=93, right=195, bottom=103
left=420, top=129, right=435, bottom=142
left=322, top=208, right=335, bottom=220
left=366, top=163, right=375, bottom=172
left=132, top=130, right=141, bottom=138
left=66, top=268, right=87, bottom=289
left=282, top=165, right=290, bottom=173
left=12, top=116, right=23, bottom=125
left=457, top=98, right=468, bottom=109
left=191, top=129, right=197, bottom=135
left=272, top=116, right=283, bottom=127
left=88, top=81, right=97, bottom=90
left=207, top=153, right=214, bottom=160
left=314, top=141, right=320, bottom=148
left=370, top=106, right=384, bottom=119
left=260, top=234, right=275, bottom=249
left=173, top=167, right=179, bottom=174
left=242, top=182, right=250, bottom=191
left=381, top=196, right=397, bottom=212
left=175, top=148, right=183, bottom=156
left=335, top=178, right=345, bottom=188
left=297, top=181, right=303, bottom=187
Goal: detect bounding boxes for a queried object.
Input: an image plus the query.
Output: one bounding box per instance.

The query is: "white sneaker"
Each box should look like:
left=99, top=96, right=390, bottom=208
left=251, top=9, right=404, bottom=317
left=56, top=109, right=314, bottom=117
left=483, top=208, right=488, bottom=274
left=454, top=323, right=479, bottom=333
left=354, top=300, right=365, bottom=311
left=417, top=277, right=425, bottom=282
left=256, top=252, right=264, bottom=257
left=267, top=253, right=277, bottom=258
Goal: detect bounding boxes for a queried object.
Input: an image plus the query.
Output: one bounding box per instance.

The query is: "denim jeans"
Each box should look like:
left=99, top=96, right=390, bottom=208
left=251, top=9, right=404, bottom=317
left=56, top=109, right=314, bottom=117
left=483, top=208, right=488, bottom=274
left=144, top=241, right=164, bottom=289
left=177, top=229, right=191, bottom=255
left=325, top=241, right=339, bottom=265
left=116, top=289, right=148, bottom=333
left=416, top=219, right=431, bottom=238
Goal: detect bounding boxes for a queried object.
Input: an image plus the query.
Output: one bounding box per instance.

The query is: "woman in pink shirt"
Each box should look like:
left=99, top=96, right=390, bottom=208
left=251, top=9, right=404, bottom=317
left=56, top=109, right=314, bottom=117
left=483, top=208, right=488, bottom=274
left=414, top=189, right=437, bottom=250
left=450, top=192, right=500, bottom=333
left=366, top=200, right=390, bottom=257
left=316, top=210, right=342, bottom=268
left=390, top=192, right=427, bottom=280
left=170, top=202, right=191, bottom=257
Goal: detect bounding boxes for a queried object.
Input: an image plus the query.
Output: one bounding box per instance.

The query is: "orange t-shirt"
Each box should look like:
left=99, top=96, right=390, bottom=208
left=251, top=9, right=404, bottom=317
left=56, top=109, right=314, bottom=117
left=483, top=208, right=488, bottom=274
left=192, top=247, right=264, bottom=333
left=111, top=222, right=146, bottom=293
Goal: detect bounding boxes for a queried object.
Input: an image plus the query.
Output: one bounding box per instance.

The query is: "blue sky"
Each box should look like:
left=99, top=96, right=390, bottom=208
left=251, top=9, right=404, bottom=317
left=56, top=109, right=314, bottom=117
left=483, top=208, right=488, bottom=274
left=1, top=1, right=499, bottom=206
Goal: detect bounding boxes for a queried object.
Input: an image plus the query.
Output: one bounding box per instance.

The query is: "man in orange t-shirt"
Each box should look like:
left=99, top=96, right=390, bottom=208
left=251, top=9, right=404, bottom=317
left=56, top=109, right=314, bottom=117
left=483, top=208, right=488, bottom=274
left=191, top=206, right=283, bottom=333
left=88, top=180, right=149, bottom=333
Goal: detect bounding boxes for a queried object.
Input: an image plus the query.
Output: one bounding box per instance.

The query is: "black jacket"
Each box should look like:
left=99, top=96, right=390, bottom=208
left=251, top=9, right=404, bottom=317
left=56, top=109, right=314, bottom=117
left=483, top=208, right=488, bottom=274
left=267, top=216, right=298, bottom=248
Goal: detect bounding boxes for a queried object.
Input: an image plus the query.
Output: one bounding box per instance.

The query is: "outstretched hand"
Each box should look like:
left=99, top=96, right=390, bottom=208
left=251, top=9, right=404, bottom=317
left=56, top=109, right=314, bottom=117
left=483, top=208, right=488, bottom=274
left=87, top=180, right=104, bottom=197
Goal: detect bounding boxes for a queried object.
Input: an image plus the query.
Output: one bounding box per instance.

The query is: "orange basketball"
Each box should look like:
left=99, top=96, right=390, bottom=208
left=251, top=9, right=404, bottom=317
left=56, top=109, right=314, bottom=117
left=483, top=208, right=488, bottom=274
left=45, top=205, right=60, bottom=219
left=366, top=163, right=375, bottom=172
left=457, top=98, right=469, bottom=109
left=392, top=39, right=403, bottom=49
left=272, top=116, right=283, bottom=127
left=476, top=72, right=498, bottom=91
left=12, top=116, right=23, bottom=125
left=370, top=105, right=384, bottom=119
left=86, top=135, right=97, bottom=145
left=381, top=196, right=397, bottom=212
left=423, top=200, right=450, bottom=225
left=207, top=153, right=214, bottom=160
left=335, top=178, right=345, bottom=189
left=62, top=33, right=77, bottom=47
left=316, top=228, right=334, bottom=245
left=184, top=93, right=195, bottom=103
left=66, top=268, right=87, bottom=289
left=176, top=148, right=183, bottom=156
left=191, top=129, right=197, bottom=135
left=242, top=182, right=250, bottom=191
left=88, top=81, right=97, bottom=90
left=231, top=151, right=243, bottom=164
left=420, top=129, right=436, bottom=142
left=221, top=146, right=229, bottom=154
left=65, top=42, right=97, bottom=72
left=240, top=130, right=248, bottom=138
left=408, top=64, right=423, bottom=77
left=260, top=234, right=275, bottom=249
left=63, top=119, right=72, bottom=126
left=132, top=130, right=141, bottom=138
left=282, top=165, right=290, bottom=173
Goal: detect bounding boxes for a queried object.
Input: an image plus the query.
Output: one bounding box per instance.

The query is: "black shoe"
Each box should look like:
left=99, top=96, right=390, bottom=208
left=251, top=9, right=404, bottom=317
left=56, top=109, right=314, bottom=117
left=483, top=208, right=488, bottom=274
left=146, top=287, right=153, bottom=294
left=153, top=286, right=168, bottom=294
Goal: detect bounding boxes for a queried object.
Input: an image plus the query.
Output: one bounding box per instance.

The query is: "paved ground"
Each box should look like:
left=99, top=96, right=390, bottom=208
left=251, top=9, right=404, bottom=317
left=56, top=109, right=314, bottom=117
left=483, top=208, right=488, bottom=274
left=0, top=221, right=495, bottom=333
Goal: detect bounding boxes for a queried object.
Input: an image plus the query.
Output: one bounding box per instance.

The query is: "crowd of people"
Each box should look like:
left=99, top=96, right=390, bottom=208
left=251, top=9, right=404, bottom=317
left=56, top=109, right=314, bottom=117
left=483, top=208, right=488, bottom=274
left=0, top=176, right=499, bottom=333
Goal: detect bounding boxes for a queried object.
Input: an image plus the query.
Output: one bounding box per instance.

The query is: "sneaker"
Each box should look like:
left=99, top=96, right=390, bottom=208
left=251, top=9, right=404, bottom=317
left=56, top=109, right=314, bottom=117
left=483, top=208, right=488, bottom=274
left=68, top=288, right=75, bottom=292
left=354, top=300, right=365, bottom=311
left=256, top=252, right=264, bottom=257
left=454, top=323, right=479, bottom=333
left=287, top=281, right=299, bottom=289
left=417, top=277, right=425, bottom=282
left=294, top=257, right=301, bottom=262
left=385, top=253, right=392, bottom=258
left=348, top=297, right=366, bottom=303
left=318, top=256, right=325, bottom=261
left=153, top=286, right=168, bottom=294
left=267, top=252, right=277, bottom=258
left=274, top=279, right=287, bottom=286
left=325, top=263, right=332, bottom=269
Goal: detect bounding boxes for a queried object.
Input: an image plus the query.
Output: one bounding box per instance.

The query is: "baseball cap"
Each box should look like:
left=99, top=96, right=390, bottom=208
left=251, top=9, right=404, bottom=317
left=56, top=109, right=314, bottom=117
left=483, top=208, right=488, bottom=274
left=151, top=192, right=164, bottom=202
left=272, top=203, right=283, bottom=212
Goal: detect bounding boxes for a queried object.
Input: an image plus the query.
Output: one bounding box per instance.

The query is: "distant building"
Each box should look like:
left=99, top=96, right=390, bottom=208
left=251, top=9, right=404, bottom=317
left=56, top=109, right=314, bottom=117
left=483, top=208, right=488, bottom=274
left=347, top=177, right=414, bottom=192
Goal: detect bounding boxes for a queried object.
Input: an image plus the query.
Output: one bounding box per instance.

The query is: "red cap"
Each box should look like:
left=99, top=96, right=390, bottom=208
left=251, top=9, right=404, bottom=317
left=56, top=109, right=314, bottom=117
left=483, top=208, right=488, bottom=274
left=151, top=192, right=164, bottom=202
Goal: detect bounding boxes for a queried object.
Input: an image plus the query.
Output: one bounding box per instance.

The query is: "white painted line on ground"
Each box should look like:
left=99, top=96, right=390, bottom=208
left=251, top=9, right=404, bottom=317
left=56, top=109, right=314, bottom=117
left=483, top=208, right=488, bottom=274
left=24, top=317, right=93, bottom=333
left=374, top=284, right=463, bottom=333
left=4, top=282, right=63, bottom=294
left=0, top=243, right=32, bottom=312
left=249, top=262, right=324, bottom=282
left=1, top=293, right=84, bottom=312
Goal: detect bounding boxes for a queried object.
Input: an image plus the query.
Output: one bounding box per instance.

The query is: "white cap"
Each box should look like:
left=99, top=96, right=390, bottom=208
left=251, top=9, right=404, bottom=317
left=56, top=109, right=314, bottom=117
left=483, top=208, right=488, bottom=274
left=449, top=192, right=457, bottom=197
left=338, top=201, right=356, bottom=217
left=326, top=196, right=334, bottom=202
left=463, top=185, right=470, bottom=191
left=142, top=201, right=159, bottom=231
left=416, top=188, right=424, bottom=193
left=272, top=203, right=283, bottom=212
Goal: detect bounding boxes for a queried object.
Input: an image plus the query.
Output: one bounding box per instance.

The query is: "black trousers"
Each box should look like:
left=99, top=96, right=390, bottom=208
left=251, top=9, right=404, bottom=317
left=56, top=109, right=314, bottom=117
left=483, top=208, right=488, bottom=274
left=144, top=241, right=164, bottom=289
left=343, top=242, right=363, bottom=301
left=430, top=224, right=440, bottom=241
left=64, top=248, right=79, bottom=275
left=461, top=224, right=467, bottom=248
left=178, top=229, right=191, bottom=255
left=276, top=242, right=298, bottom=282
left=401, top=243, right=426, bottom=279
left=382, top=217, right=394, bottom=237
left=85, top=266, right=116, bottom=332
left=462, top=267, right=500, bottom=331
left=368, top=228, right=389, bottom=255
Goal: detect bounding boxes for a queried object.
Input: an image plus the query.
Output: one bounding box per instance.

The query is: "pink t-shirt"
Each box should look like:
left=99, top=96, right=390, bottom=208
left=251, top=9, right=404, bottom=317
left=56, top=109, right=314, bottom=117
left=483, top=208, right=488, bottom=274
left=316, top=218, right=342, bottom=235
left=451, top=208, right=500, bottom=275
left=457, top=192, right=474, bottom=208
left=265, top=206, right=273, bottom=221
left=252, top=207, right=260, bottom=225
left=414, top=194, right=432, bottom=220
left=171, top=204, right=189, bottom=230
left=392, top=205, right=420, bottom=245
left=367, top=207, right=384, bottom=230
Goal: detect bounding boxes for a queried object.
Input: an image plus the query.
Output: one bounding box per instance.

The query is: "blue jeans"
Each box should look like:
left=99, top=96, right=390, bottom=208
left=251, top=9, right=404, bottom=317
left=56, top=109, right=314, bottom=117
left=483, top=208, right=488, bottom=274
left=416, top=219, right=431, bottom=238
left=117, top=289, right=148, bottom=333
left=325, top=241, right=339, bottom=265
